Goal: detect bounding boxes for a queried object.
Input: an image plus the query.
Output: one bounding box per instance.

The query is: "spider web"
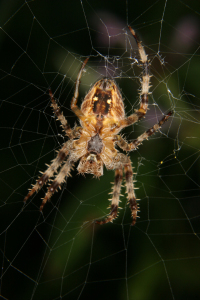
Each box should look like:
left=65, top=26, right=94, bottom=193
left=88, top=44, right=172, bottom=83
left=0, top=0, right=200, bottom=299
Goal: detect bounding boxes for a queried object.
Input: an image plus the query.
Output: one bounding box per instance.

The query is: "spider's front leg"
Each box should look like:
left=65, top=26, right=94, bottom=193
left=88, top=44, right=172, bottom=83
left=95, top=154, right=138, bottom=226
left=124, top=159, right=138, bottom=226
left=95, top=167, right=123, bottom=225
left=39, top=158, right=74, bottom=211
left=24, top=143, right=69, bottom=207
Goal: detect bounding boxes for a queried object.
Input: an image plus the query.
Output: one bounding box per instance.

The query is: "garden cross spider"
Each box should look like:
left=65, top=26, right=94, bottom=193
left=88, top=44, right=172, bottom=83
left=24, top=26, right=172, bottom=225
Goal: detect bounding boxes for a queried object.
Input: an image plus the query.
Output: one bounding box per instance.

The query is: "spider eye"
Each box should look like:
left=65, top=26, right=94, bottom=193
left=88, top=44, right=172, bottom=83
left=96, top=114, right=103, bottom=119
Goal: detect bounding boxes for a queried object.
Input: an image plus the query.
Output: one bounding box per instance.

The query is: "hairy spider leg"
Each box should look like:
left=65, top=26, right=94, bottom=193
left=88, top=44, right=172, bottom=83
left=128, top=26, right=149, bottom=114
left=24, top=144, right=69, bottom=205
left=116, top=111, right=173, bottom=151
left=95, top=167, right=123, bottom=224
left=39, top=158, right=73, bottom=211
left=97, top=111, right=173, bottom=225
left=124, top=161, right=138, bottom=226
left=49, top=89, right=73, bottom=138
left=71, top=58, right=89, bottom=120
left=49, top=89, right=83, bottom=139
left=95, top=158, right=138, bottom=226
left=120, top=26, right=150, bottom=128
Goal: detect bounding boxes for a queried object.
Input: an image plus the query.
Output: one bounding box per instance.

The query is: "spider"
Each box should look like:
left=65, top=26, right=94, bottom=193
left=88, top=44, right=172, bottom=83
left=24, top=26, right=172, bottom=225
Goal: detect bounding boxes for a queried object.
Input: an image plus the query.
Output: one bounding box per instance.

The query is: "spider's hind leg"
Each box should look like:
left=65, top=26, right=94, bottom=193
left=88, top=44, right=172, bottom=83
left=120, top=27, right=150, bottom=128
left=128, top=26, right=150, bottom=116
left=71, top=58, right=89, bottom=120
left=49, top=90, right=74, bottom=139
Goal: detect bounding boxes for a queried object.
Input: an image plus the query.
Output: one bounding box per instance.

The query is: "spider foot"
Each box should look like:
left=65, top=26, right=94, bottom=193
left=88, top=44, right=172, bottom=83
left=39, top=180, right=61, bottom=211
left=129, top=197, right=139, bottom=226
left=24, top=188, right=36, bottom=204
left=24, top=172, right=50, bottom=205
left=95, top=204, right=118, bottom=225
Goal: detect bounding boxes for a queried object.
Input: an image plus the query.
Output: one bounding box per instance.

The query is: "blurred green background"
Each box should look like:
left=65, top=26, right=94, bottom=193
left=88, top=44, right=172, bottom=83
left=0, top=0, right=200, bottom=299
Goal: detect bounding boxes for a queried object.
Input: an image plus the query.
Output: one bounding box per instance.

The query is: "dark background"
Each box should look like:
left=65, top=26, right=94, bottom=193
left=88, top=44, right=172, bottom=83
left=0, top=0, right=200, bottom=299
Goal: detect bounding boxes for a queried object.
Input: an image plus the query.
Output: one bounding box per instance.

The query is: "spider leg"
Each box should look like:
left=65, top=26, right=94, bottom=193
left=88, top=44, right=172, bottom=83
left=49, top=89, right=82, bottom=139
left=71, top=58, right=89, bottom=120
left=40, top=158, right=73, bottom=211
left=116, top=111, right=173, bottom=151
left=49, top=89, right=72, bottom=138
left=95, top=167, right=123, bottom=225
left=124, top=160, right=138, bottom=226
left=24, top=143, right=69, bottom=205
left=120, top=26, right=150, bottom=128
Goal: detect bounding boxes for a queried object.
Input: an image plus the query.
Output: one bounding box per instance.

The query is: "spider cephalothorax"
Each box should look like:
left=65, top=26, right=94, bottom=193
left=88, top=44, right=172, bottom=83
left=24, top=26, right=172, bottom=225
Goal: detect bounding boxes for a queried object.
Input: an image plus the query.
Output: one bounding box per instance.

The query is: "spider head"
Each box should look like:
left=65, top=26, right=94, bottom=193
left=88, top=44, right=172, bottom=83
left=77, top=153, right=103, bottom=177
